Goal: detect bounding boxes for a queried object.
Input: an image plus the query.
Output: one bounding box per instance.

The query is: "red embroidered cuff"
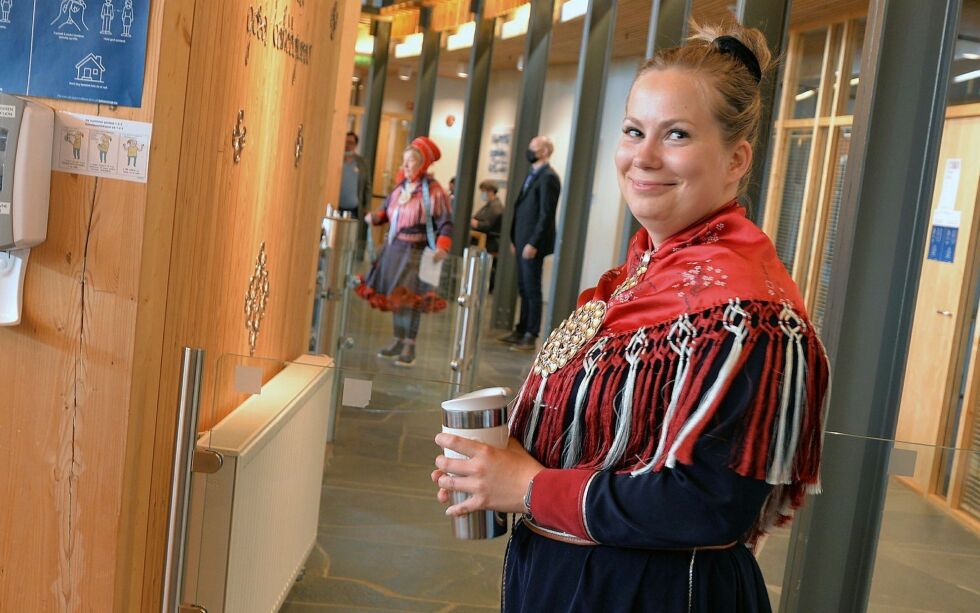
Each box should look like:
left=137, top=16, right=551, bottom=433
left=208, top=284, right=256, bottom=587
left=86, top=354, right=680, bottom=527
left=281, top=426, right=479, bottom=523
left=529, top=468, right=596, bottom=541
left=373, top=210, right=389, bottom=225
left=436, top=235, right=452, bottom=252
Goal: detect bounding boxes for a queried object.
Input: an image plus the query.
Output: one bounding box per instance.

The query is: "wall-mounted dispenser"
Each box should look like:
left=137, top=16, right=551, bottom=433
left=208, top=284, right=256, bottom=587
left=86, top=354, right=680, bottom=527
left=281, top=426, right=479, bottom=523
left=0, top=93, right=54, bottom=326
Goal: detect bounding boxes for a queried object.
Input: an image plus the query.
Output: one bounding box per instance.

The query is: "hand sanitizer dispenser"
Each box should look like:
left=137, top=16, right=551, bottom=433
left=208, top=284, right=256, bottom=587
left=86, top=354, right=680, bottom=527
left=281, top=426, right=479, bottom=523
left=0, top=93, right=54, bottom=326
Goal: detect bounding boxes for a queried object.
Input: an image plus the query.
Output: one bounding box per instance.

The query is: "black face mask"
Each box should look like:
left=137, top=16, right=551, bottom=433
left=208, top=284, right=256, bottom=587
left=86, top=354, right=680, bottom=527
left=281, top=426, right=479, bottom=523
left=526, top=149, right=538, bottom=164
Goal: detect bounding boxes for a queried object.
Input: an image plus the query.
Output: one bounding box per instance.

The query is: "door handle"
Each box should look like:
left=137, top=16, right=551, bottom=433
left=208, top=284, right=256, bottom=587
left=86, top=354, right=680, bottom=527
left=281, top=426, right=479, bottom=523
left=936, top=310, right=953, bottom=317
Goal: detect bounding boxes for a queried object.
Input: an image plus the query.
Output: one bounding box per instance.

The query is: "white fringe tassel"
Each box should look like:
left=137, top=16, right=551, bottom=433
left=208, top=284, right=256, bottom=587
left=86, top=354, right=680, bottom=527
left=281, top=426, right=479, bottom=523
left=767, top=303, right=807, bottom=485
left=603, top=329, right=647, bottom=470
left=666, top=299, right=749, bottom=469
left=633, top=314, right=697, bottom=476
left=563, top=338, right=609, bottom=468
left=524, top=374, right=549, bottom=449
left=508, top=376, right=531, bottom=432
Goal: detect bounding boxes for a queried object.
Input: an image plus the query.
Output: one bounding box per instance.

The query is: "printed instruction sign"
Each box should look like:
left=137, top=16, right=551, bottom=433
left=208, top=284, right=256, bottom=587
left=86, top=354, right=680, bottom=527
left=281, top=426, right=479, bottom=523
left=936, top=159, right=962, bottom=211
left=927, top=225, right=958, bottom=264
left=0, top=0, right=150, bottom=107
left=53, top=111, right=152, bottom=183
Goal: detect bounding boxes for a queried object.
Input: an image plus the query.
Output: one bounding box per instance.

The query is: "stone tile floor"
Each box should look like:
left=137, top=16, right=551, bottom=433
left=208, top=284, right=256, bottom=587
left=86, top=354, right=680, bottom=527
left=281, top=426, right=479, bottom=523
left=282, top=295, right=980, bottom=612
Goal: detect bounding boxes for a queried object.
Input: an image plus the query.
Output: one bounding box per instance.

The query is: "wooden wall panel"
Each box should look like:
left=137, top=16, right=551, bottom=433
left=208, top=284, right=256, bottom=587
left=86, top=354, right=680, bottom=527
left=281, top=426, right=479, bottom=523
left=0, top=0, right=356, bottom=609
left=113, top=2, right=196, bottom=609
left=0, top=0, right=167, bottom=606
left=135, top=1, right=360, bottom=609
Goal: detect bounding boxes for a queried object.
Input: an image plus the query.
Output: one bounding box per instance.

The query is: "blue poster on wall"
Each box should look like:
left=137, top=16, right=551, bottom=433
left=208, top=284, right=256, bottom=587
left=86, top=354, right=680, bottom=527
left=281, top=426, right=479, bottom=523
left=0, top=0, right=149, bottom=107
left=927, top=225, right=958, bottom=264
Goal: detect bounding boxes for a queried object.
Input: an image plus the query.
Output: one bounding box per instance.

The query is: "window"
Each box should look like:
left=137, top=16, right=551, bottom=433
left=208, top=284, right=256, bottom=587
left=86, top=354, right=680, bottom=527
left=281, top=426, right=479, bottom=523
left=763, top=18, right=865, bottom=331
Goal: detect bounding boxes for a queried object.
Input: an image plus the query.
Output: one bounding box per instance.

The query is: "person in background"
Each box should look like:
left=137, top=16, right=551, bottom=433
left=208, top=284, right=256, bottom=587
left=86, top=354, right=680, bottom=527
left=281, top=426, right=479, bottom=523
left=432, top=20, right=830, bottom=612
left=471, top=180, right=504, bottom=292
left=447, top=176, right=457, bottom=215
left=499, top=136, right=561, bottom=351
left=357, top=136, right=452, bottom=367
left=338, top=131, right=372, bottom=257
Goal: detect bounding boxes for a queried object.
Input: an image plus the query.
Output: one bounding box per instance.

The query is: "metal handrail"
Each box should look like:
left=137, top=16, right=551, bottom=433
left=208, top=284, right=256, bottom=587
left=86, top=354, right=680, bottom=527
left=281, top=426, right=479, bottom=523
left=162, top=347, right=206, bottom=613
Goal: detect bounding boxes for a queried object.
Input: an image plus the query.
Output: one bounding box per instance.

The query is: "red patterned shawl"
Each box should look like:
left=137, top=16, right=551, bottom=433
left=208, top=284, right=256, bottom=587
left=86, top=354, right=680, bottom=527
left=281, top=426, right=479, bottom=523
left=508, top=201, right=831, bottom=544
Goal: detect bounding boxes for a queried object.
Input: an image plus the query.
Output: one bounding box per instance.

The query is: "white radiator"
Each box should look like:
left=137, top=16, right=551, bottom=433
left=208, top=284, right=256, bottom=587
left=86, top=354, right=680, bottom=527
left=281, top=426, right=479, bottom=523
left=182, top=354, right=335, bottom=613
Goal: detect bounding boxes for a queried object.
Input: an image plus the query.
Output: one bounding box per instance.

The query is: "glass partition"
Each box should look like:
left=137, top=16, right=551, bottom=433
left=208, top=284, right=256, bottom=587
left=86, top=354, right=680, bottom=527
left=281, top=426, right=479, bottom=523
left=180, top=354, right=511, bottom=611
left=760, top=433, right=980, bottom=609
left=182, top=354, right=980, bottom=612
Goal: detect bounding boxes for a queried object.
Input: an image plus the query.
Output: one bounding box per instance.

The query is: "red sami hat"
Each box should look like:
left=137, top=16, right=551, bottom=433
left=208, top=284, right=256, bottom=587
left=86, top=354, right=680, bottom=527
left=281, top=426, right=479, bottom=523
left=410, top=136, right=441, bottom=171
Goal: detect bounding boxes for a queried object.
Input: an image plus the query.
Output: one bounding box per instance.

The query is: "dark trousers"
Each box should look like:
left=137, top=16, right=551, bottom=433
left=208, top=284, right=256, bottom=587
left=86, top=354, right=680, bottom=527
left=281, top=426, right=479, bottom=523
left=516, top=253, right=544, bottom=337
left=393, top=308, right=421, bottom=340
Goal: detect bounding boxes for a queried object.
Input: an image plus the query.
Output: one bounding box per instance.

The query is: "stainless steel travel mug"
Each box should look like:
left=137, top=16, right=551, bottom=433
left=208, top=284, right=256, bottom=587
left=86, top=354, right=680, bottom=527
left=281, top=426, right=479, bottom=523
left=441, top=387, right=511, bottom=539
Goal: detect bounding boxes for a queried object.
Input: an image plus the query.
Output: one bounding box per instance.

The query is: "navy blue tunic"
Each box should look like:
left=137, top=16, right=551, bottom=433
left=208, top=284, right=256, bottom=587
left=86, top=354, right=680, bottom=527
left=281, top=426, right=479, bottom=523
left=504, top=337, right=775, bottom=612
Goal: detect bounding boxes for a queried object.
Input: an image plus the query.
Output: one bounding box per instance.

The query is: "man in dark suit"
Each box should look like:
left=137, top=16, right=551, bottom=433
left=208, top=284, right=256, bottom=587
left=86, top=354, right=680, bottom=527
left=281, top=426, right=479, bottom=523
left=499, top=136, right=561, bottom=351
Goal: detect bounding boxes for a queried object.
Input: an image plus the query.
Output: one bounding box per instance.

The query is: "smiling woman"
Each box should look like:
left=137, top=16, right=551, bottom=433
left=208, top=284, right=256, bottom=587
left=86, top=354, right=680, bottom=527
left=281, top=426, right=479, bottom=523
left=432, top=18, right=830, bottom=613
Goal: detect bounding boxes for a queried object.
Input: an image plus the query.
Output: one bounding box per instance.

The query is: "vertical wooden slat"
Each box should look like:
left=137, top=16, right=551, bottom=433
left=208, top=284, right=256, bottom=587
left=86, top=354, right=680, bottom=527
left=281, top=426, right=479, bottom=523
left=762, top=32, right=803, bottom=239
left=803, top=20, right=854, bottom=305
left=789, top=25, right=838, bottom=284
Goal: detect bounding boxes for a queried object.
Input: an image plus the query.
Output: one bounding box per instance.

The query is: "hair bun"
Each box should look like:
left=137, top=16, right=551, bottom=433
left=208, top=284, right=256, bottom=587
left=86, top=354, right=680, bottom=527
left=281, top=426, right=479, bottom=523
left=713, top=35, right=762, bottom=84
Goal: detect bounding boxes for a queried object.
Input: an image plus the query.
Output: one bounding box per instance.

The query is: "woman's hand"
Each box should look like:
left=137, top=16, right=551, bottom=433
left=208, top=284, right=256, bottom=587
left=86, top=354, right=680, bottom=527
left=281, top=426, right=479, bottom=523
left=433, top=248, right=449, bottom=263
left=364, top=212, right=373, bottom=224
left=431, top=435, right=544, bottom=516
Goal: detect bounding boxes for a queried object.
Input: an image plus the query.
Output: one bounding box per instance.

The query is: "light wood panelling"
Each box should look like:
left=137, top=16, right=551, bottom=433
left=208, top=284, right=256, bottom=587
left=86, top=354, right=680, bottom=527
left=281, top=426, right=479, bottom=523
left=895, top=116, right=980, bottom=493
left=0, top=0, right=168, bottom=606
left=0, top=0, right=358, bottom=610
left=394, top=0, right=872, bottom=82
left=113, top=0, right=197, bottom=610
left=136, top=1, right=360, bottom=609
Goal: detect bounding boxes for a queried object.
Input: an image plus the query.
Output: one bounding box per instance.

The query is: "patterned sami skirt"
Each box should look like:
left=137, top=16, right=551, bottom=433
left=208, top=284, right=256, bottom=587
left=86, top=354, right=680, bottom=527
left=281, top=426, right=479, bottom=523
left=356, top=239, right=448, bottom=313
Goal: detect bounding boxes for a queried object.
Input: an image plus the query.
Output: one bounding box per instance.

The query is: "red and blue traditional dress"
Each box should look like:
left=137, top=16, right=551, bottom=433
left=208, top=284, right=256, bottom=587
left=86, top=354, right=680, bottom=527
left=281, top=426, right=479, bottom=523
left=504, top=201, right=830, bottom=612
left=356, top=175, right=453, bottom=313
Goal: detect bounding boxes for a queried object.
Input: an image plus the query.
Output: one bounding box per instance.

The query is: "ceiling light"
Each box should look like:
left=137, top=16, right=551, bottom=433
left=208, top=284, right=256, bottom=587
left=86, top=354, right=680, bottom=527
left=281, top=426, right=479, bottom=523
left=850, top=77, right=859, bottom=86
left=355, top=34, right=375, bottom=56
left=954, top=68, right=980, bottom=83
left=447, top=22, right=476, bottom=51
left=963, top=52, right=980, bottom=60
left=395, top=33, right=424, bottom=59
left=501, top=4, right=530, bottom=39
left=456, top=62, right=469, bottom=78
left=397, top=65, right=413, bottom=81
left=794, top=89, right=816, bottom=101
left=560, top=0, right=588, bottom=22
left=517, top=56, right=524, bottom=72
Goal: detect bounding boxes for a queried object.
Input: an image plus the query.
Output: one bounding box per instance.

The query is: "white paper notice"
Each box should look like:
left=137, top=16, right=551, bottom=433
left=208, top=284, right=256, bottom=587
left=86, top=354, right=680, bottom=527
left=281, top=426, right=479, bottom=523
left=932, top=208, right=962, bottom=229
left=936, top=158, right=962, bottom=211
left=418, top=248, right=444, bottom=287
left=234, top=365, right=263, bottom=395
left=342, top=378, right=373, bottom=408
left=52, top=112, right=153, bottom=183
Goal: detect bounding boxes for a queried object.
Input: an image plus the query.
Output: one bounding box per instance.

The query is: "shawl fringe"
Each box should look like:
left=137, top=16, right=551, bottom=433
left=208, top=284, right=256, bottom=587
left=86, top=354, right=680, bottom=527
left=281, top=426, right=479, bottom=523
left=508, top=299, right=830, bottom=546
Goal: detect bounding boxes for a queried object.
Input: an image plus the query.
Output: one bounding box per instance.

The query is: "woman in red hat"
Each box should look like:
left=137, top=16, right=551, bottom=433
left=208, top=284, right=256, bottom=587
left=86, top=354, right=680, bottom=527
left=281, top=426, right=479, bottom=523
left=357, top=136, right=453, bottom=367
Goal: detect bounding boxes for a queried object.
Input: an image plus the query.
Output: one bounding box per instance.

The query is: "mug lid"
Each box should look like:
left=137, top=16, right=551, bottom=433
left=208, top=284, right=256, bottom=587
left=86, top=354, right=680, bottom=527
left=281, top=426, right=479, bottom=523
left=441, top=386, right=511, bottom=413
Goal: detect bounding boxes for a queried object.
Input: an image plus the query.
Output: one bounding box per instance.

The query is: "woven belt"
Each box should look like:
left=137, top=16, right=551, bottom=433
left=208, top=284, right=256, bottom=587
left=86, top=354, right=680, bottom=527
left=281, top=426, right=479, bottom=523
left=522, top=517, right=738, bottom=551
left=522, top=517, right=596, bottom=546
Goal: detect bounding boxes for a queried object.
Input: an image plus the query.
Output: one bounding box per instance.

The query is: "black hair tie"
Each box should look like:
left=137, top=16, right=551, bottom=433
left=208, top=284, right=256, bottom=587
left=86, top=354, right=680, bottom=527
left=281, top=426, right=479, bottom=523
left=713, top=35, right=762, bottom=84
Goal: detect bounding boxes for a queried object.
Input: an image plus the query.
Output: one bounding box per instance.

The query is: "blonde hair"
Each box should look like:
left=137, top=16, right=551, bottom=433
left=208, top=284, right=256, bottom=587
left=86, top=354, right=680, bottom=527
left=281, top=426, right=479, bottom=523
left=634, top=20, right=774, bottom=193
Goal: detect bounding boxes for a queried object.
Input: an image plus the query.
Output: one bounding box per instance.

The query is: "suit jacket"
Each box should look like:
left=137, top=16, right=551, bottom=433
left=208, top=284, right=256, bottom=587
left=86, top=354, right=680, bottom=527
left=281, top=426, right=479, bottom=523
left=510, top=164, right=561, bottom=256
